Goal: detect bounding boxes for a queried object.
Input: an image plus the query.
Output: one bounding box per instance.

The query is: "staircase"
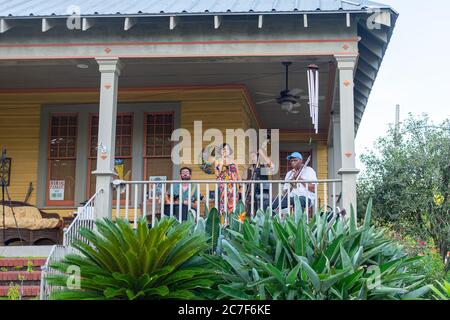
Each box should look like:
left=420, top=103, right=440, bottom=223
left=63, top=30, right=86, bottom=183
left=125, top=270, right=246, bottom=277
left=0, top=257, right=45, bottom=299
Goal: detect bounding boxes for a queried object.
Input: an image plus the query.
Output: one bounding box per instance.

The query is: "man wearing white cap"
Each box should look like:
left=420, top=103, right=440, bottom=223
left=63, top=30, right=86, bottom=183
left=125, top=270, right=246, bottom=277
left=273, top=152, right=317, bottom=213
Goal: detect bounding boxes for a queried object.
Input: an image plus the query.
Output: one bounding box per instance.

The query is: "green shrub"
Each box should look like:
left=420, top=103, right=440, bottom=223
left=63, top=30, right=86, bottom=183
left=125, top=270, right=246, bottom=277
left=205, top=199, right=430, bottom=300
left=7, top=283, right=21, bottom=300
left=46, top=217, right=219, bottom=300
left=379, top=223, right=447, bottom=285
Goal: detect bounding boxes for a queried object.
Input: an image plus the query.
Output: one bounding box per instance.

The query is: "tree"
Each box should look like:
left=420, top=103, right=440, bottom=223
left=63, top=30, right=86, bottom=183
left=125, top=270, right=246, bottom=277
left=358, top=113, right=449, bottom=268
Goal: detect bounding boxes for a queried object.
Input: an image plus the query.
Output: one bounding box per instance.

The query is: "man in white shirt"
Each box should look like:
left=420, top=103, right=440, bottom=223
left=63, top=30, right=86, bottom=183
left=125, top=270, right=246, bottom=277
left=273, top=152, right=317, bottom=213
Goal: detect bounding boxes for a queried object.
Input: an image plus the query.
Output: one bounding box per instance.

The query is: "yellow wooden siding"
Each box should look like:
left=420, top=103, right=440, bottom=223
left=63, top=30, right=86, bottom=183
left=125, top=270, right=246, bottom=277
left=0, top=104, right=41, bottom=205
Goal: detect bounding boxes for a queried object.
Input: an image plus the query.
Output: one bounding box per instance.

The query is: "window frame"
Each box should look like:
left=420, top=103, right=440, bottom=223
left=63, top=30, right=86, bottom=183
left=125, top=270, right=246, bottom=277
left=143, top=111, right=175, bottom=181
left=46, top=113, right=78, bottom=206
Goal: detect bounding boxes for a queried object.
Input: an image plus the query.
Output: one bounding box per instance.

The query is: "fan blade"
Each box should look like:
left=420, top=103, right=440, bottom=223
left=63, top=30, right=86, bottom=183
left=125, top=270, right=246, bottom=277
left=288, top=88, right=303, bottom=96
left=256, top=98, right=277, bottom=105
left=255, top=92, right=277, bottom=97
left=293, top=102, right=301, bottom=108
left=300, top=95, right=325, bottom=101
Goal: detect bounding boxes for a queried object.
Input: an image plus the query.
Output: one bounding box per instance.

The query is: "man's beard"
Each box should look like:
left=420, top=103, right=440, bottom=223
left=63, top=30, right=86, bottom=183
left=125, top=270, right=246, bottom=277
left=181, top=176, right=190, bottom=181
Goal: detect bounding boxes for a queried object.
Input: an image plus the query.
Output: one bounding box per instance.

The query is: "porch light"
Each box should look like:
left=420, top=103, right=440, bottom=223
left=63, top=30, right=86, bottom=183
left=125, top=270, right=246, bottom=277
left=76, top=63, right=89, bottom=69
left=307, top=64, right=319, bottom=133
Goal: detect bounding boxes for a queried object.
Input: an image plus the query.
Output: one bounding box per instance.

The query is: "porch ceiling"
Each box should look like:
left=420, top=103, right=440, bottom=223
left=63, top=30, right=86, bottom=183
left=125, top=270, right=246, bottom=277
left=0, top=56, right=332, bottom=131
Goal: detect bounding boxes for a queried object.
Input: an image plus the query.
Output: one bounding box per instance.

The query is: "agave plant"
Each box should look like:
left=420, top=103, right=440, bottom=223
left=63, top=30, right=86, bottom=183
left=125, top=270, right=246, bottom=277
left=46, top=217, right=219, bottom=300
left=205, top=199, right=430, bottom=300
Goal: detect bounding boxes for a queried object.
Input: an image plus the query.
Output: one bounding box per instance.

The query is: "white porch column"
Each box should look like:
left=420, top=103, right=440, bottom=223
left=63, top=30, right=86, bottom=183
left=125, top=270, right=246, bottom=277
left=335, top=54, right=360, bottom=218
left=331, top=111, right=343, bottom=208
left=92, top=57, right=123, bottom=219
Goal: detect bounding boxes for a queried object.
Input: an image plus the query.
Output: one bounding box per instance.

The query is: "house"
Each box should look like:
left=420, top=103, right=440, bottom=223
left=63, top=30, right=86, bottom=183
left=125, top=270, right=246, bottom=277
left=0, top=0, right=398, bottom=234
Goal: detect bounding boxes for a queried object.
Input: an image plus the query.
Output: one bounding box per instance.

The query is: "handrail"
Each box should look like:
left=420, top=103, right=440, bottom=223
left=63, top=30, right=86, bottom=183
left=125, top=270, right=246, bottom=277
left=63, top=189, right=102, bottom=246
left=40, top=189, right=103, bottom=300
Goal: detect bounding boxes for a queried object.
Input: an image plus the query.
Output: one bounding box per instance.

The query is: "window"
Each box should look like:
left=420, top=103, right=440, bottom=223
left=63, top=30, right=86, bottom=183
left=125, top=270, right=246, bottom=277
left=144, top=113, right=174, bottom=180
left=88, top=114, right=133, bottom=197
left=47, top=114, right=78, bottom=206
left=279, top=150, right=313, bottom=178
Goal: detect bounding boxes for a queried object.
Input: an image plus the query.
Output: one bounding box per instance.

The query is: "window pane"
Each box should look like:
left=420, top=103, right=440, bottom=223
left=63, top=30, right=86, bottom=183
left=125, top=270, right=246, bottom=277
left=49, top=159, right=76, bottom=202
left=146, top=158, right=172, bottom=180
left=48, top=115, right=78, bottom=205
left=145, top=113, right=174, bottom=156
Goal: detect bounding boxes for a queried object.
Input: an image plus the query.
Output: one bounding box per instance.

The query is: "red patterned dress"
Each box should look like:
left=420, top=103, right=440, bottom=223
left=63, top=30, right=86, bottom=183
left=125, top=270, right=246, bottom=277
left=217, top=163, right=240, bottom=215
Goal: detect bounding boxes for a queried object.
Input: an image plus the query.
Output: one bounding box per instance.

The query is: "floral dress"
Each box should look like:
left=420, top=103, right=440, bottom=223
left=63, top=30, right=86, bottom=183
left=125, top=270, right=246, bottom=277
left=217, top=163, right=240, bottom=215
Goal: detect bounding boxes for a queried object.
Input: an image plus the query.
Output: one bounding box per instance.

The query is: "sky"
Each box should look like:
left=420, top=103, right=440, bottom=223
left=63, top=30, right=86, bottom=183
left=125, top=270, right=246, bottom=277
left=355, top=0, right=450, bottom=170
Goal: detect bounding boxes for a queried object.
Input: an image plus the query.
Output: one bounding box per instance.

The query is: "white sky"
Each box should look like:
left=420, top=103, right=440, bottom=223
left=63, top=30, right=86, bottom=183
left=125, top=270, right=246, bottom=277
left=355, top=0, right=450, bottom=170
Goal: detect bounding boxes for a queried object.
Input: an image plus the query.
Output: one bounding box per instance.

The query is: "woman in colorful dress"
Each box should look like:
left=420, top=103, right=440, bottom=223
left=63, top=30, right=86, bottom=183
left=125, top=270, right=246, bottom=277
left=214, top=143, right=241, bottom=219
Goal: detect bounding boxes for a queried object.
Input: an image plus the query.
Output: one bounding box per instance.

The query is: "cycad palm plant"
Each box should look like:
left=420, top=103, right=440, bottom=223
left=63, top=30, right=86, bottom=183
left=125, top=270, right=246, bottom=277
left=46, top=217, right=219, bottom=300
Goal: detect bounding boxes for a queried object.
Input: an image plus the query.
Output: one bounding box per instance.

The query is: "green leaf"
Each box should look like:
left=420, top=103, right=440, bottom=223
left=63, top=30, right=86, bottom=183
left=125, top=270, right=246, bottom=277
left=286, top=263, right=301, bottom=286
left=218, top=285, right=252, bottom=300
left=349, top=205, right=357, bottom=234
left=294, top=218, right=307, bottom=257
left=205, top=207, right=220, bottom=252
left=320, top=268, right=351, bottom=292
left=264, top=263, right=285, bottom=286
left=339, top=244, right=353, bottom=270
left=297, top=256, right=320, bottom=291
left=363, top=198, right=373, bottom=230
left=402, top=285, right=430, bottom=300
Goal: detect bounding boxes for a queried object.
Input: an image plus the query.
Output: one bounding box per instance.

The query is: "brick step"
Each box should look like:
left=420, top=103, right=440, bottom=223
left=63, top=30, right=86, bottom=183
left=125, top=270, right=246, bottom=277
left=0, top=258, right=46, bottom=268
left=0, top=271, right=41, bottom=281
left=0, top=266, right=42, bottom=272
left=0, top=285, right=40, bottom=297
left=0, top=281, right=41, bottom=287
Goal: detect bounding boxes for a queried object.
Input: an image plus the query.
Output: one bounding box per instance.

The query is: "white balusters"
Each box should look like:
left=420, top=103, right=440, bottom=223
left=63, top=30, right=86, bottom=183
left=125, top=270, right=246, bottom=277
left=106, top=179, right=342, bottom=229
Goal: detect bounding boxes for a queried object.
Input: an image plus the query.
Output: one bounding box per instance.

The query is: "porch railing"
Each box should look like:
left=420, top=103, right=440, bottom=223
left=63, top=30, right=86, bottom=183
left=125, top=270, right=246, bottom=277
left=39, top=189, right=102, bottom=300
left=112, top=179, right=342, bottom=226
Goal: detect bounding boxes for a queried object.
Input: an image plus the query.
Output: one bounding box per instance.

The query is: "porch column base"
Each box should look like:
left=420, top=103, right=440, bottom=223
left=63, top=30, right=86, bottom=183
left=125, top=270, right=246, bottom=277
left=92, top=171, right=118, bottom=220
left=338, top=168, right=360, bottom=219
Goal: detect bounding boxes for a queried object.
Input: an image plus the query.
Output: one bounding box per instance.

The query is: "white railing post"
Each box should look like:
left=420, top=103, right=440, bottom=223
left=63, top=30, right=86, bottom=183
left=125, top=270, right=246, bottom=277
left=133, top=184, right=138, bottom=229
left=250, top=183, right=255, bottom=218
left=125, top=184, right=129, bottom=221
left=152, top=183, right=156, bottom=224
left=178, top=183, right=182, bottom=222
left=196, top=183, right=200, bottom=220
left=116, top=184, right=120, bottom=220
left=143, top=183, right=147, bottom=219
left=170, top=183, right=174, bottom=217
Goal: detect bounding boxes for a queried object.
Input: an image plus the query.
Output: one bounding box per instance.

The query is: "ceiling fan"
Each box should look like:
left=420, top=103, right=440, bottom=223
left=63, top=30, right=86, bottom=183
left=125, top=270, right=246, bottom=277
left=255, top=62, right=303, bottom=114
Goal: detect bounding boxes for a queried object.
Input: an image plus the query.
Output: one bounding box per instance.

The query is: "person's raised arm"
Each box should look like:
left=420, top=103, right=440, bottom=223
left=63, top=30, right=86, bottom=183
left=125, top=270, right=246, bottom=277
left=258, top=149, right=274, bottom=169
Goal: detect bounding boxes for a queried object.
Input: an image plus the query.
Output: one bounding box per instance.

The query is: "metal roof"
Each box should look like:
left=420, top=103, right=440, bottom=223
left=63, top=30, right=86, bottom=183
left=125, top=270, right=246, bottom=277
left=0, top=0, right=395, bottom=18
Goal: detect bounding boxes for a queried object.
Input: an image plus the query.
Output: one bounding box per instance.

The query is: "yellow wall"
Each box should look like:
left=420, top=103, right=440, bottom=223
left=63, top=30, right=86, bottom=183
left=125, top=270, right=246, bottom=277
left=0, top=104, right=41, bottom=205
left=0, top=87, right=330, bottom=217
